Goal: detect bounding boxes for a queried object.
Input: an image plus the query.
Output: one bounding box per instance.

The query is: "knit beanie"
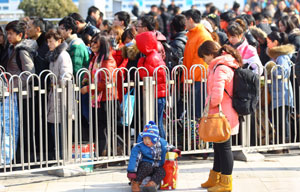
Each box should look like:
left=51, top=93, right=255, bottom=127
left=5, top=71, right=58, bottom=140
left=142, top=121, right=160, bottom=144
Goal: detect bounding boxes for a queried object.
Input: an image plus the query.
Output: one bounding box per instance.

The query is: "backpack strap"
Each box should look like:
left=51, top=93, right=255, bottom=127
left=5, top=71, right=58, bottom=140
left=213, top=64, right=234, bottom=99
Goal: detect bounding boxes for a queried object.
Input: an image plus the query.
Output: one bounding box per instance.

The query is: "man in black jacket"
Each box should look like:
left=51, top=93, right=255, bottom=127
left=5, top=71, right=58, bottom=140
left=169, top=14, right=187, bottom=68
left=86, top=6, right=102, bottom=27
left=26, top=17, right=49, bottom=75
left=69, top=12, right=100, bottom=45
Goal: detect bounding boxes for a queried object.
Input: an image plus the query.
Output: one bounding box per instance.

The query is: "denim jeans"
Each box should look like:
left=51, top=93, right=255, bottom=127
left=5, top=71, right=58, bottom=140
left=1, top=95, right=19, bottom=164
left=157, top=97, right=166, bottom=139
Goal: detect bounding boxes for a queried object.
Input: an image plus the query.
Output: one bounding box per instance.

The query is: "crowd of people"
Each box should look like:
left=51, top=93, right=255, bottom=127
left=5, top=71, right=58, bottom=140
left=1, top=0, right=300, bottom=191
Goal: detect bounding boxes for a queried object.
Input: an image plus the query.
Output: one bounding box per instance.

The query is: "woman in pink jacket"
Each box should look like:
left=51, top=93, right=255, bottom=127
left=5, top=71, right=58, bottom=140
left=198, top=40, right=242, bottom=192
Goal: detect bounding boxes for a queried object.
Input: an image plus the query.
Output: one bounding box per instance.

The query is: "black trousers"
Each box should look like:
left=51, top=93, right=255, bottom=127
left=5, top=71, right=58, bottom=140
left=135, top=161, right=166, bottom=185
left=213, top=138, right=234, bottom=175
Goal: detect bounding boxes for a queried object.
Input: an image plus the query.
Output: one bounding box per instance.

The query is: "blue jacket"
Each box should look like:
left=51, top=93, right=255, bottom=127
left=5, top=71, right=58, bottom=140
left=127, top=136, right=168, bottom=173
left=267, top=44, right=295, bottom=109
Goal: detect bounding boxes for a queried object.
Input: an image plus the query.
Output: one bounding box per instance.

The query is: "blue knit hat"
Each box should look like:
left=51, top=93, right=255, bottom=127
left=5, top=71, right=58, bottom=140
left=143, top=121, right=160, bottom=144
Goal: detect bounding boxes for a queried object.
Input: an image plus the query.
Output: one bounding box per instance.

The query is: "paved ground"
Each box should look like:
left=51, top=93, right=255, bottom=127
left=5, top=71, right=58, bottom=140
left=0, top=149, right=300, bottom=192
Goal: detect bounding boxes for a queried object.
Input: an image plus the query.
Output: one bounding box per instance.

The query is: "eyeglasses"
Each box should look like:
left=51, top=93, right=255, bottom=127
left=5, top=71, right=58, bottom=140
left=59, top=26, right=66, bottom=30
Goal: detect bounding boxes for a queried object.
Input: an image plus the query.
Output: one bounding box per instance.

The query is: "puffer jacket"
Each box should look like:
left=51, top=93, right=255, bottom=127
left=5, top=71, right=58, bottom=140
left=235, top=38, right=263, bottom=75
left=136, top=32, right=167, bottom=98
left=127, top=137, right=168, bottom=173
left=206, top=54, right=240, bottom=135
left=47, top=42, right=73, bottom=123
left=169, top=31, right=187, bottom=63
left=183, top=23, right=213, bottom=81
left=84, top=54, right=118, bottom=106
left=267, top=44, right=295, bottom=109
left=7, top=39, right=37, bottom=90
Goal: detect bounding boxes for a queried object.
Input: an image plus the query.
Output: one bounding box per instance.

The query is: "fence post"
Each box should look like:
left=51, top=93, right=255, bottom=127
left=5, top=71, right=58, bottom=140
left=67, top=80, right=73, bottom=162
left=143, top=77, right=154, bottom=127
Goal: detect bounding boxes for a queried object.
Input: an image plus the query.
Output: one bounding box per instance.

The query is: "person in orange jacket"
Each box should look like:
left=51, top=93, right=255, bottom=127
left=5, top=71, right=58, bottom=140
left=182, top=9, right=212, bottom=118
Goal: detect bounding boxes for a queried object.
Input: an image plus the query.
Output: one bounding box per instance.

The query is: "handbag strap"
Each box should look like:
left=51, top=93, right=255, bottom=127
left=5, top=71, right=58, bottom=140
left=203, top=97, right=225, bottom=117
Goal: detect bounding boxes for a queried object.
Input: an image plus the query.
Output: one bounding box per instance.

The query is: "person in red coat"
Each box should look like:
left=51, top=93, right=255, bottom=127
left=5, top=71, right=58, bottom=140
left=135, top=31, right=167, bottom=139
left=81, top=34, right=118, bottom=156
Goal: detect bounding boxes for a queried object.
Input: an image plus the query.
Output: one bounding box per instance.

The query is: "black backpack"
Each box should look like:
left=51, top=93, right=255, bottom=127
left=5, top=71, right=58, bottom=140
left=214, top=64, right=260, bottom=116
left=161, top=40, right=185, bottom=71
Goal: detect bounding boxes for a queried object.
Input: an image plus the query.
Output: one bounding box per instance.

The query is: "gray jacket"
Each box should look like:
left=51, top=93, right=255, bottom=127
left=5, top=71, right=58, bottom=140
left=7, top=39, right=38, bottom=90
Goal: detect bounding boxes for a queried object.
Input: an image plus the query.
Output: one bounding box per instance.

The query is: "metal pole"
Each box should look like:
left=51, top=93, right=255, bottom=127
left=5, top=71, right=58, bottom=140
left=143, top=77, right=154, bottom=127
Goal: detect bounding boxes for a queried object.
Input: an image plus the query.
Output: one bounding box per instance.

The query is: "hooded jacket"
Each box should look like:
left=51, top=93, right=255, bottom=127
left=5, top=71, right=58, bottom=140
left=267, top=44, right=295, bottom=109
left=136, top=32, right=167, bottom=98
left=235, top=38, right=263, bottom=75
left=47, top=42, right=73, bottom=123
left=206, top=54, right=240, bottom=135
left=183, top=23, right=213, bottom=81
left=7, top=39, right=38, bottom=90
left=127, top=137, right=168, bottom=173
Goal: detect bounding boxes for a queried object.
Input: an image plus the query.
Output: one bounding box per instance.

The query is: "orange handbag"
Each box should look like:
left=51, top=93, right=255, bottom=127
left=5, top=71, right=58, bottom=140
left=198, top=98, right=231, bottom=143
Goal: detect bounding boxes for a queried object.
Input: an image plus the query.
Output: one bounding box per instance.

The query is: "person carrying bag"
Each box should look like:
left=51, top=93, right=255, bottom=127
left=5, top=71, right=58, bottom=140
left=197, top=40, right=243, bottom=192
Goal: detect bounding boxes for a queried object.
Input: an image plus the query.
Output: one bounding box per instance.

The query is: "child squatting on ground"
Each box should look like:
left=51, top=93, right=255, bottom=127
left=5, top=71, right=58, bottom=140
left=127, top=121, right=178, bottom=192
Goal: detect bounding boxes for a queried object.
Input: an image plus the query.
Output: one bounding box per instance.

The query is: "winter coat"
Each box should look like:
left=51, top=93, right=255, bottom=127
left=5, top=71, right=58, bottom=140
left=288, top=28, right=300, bottom=62
left=78, top=22, right=100, bottom=40
left=267, top=44, right=295, bottom=109
left=169, top=31, right=187, bottom=63
left=86, top=15, right=97, bottom=27
left=35, top=32, right=50, bottom=75
left=250, top=27, right=270, bottom=65
left=7, top=39, right=37, bottom=90
left=0, top=26, right=9, bottom=69
left=244, top=29, right=258, bottom=48
left=235, top=38, right=263, bottom=75
left=84, top=54, right=118, bottom=107
left=127, top=137, right=168, bottom=173
left=155, top=31, right=167, bottom=61
left=112, top=43, right=128, bottom=102
left=136, top=31, right=167, bottom=98
left=122, top=41, right=140, bottom=81
left=206, top=54, right=240, bottom=135
left=183, top=23, right=213, bottom=81
left=65, top=34, right=90, bottom=76
left=47, top=42, right=73, bottom=123
left=217, top=29, right=228, bottom=46
left=257, top=23, right=272, bottom=35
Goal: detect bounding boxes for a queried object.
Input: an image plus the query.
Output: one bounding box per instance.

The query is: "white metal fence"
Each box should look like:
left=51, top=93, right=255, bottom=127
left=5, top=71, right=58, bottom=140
left=0, top=63, right=299, bottom=175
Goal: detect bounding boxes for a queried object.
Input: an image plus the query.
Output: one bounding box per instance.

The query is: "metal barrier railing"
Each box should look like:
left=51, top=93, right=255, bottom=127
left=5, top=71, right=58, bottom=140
left=0, top=63, right=300, bottom=175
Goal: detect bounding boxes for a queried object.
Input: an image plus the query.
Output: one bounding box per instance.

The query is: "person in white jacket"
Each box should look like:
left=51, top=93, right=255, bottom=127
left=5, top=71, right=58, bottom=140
left=45, top=29, right=73, bottom=157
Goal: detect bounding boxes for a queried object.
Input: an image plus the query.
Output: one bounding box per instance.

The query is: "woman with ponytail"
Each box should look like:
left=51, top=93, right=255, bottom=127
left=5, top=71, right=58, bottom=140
left=198, top=40, right=242, bottom=192
left=227, top=19, right=263, bottom=74
left=267, top=31, right=294, bottom=145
